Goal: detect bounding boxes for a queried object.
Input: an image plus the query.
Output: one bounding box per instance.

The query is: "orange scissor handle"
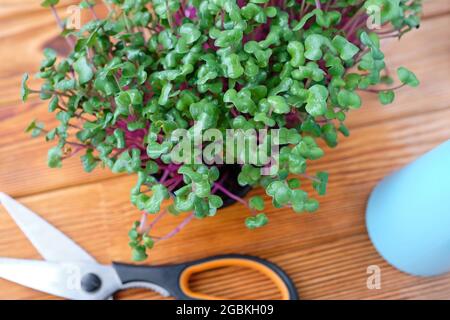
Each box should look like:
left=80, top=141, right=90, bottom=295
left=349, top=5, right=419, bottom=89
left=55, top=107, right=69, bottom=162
left=113, top=254, right=298, bottom=300
left=180, top=256, right=298, bottom=300
left=177, top=255, right=298, bottom=300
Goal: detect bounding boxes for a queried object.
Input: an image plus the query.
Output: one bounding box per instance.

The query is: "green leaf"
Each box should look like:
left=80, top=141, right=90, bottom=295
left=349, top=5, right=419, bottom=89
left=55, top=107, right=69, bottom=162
left=127, top=89, right=143, bottom=105
left=193, top=179, right=211, bottom=198
left=143, top=235, right=154, bottom=249
left=293, top=11, right=316, bottom=31
left=305, top=198, right=319, bottom=212
left=249, top=196, right=265, bottom=211
left=25, top=119, right=37, bottom=133
left=313, top=172, right=329, bottom=195
left=41, top=48, right=57, bottom=69
left=378, top=90, right=395, bottom=105
left=80, top=0, right=95, bottom=9
left=293, top=137, right=324, bottom=160
left=304, top=34, right=335, bottom=61
left=316, top=10, right=342, bottom=28
left=48, top=146, right=62, bottom=168
left=131, top=246, right=148, bottom=261
left=55, top=79, right=76, bottom=91
left=287, top=41, right=305, bottom=67
left=25, top=119, right=45, bottom=138
left=321, top=124, right=338, bottom=148
left=397, top=67, right=419, bottom=87
left=291, top=189, right=307, bottom=213
left=20, top=73, right=30, bottom=102
left=337, top=89, right=361, bottom=109
left=266, top=181, right=291, bottom=205
left=146, top=184, right=170, bottom=213
left=338, top=123, right=350, bottom=137
left=115, top=91, right=131, bottom=109
left=222, top=54, right=244, bottom=79
left=81, top=149, right=98, bottom=173
left=46, top=129, right=57, bottom=141
left=158, top=82, right=173, bottom=106
left=364, top=0, right=402, bottom=24
left=41, top=0, right=59, bottom=7
left=112, top=149, right=141, bottom=173
left=147, top=141, right=171, bottom=159
left=114, top=129, right=125, bottom=148
left=238, top=165, right=261, bottom=186
left=306, top=85, right=328, bottom=116
left=74, top=56, right=94, bottom=85
left=288, top=152, right=306, bottom=174
left=254, top=112, right=276, bottom=127
left=267, top=96, right=290, bottom=114
left=180, top=23, right=202, bottom=44
left=209, top=195, right=224, bottom=209
left=332, top=35, right=359, bottom=61
left=128, top=228, right=139, bottom=241
left=48, top=96, right=59, bottom=112
left=360, top=32, right=384, bottom=60
left=288, top=178, right=301, bottom=189
left=245, top=213, right=268, bottom=230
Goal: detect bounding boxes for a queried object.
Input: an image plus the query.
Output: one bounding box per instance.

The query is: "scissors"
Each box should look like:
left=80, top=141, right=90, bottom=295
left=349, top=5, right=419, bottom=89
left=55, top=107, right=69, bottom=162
left=0, top=192, right=298, bottom=300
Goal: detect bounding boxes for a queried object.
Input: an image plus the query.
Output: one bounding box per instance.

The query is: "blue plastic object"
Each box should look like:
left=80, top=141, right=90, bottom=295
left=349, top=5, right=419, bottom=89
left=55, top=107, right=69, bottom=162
left=366, top=140, right=450, bottom=276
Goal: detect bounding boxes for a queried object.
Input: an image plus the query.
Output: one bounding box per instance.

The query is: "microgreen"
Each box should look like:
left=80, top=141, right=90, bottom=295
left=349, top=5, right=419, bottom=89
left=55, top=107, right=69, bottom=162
left=23, top=0, right=422, bottom=260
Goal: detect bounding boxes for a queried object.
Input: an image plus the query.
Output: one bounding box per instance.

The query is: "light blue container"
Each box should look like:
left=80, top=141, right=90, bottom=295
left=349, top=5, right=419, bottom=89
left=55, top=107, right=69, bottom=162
left=366, top=140, right=450, bottom=276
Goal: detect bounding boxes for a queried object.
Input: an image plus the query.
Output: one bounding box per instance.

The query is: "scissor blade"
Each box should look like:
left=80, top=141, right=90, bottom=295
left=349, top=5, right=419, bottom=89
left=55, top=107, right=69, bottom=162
left=0, top=192, right=95, bottom=263
left=0, top=258, right=122, bottom=300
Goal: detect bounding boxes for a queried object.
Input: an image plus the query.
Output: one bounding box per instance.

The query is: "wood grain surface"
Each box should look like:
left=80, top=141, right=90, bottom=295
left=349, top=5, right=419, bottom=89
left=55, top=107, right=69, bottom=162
left=0, top=1, right=449, bottom=300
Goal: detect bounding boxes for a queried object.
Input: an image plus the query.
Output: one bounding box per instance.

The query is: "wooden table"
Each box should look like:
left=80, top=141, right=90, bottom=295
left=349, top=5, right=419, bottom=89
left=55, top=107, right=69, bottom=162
left=1, top=1, right=449, bottom=300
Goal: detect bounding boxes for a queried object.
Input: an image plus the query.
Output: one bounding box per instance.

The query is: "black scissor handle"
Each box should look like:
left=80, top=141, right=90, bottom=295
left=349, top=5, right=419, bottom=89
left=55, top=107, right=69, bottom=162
left=112, top=254, right=298, bottom=300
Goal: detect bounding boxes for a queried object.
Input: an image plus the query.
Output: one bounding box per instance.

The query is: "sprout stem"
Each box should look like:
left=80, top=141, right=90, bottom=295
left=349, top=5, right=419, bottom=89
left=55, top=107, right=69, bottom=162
left=300, top=173, right=321, bottom=183
left=213, top=183, right=248, bottom=207
left=50, top=5, right=64, bottom=29
left=165, top=0, right=175, bottom=30
left=160, top=169, right=170, bottom=183
left=89, top=6, right=99, bottom=20
left=358, top=84, right=406, bottom=93
left=146, top=209, right=168, bottom=233
left=315, top=0, right=321, bottom=10
left=157, top=213, right=194, bottom=241
left=138, top=212, right=148, bottom=233
left=50, top=5, right=74, bottom=48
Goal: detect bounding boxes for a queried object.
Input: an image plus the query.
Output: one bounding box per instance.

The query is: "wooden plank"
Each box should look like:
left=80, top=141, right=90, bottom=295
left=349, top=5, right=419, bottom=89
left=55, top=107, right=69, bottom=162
left=347, top=14, right=450, bottom=128
left=1, top=107, right=449, bottom=300
left=0, top=1, right=106, bottom=106
left=0, top=100, right=117, bottom=197
left=422, top=0, right=450, bottom=18
left=1, top=12, right=449, bottom=196
left=1, top=0, right=449, bottom=300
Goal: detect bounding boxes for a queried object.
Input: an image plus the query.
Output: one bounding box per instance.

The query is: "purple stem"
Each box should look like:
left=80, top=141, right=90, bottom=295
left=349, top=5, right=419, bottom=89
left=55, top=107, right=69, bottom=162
left=359, top=84, right=406, bottom=93
left=138, top=212, right=148, bottom=232
left=213, top=183, right=248, bottom=206
left=89, top=6, right=99, bottom=20
left=50, top=5, right=74, bottom=48
left=212, top=171, right=229, bottom=193
left=160, top=169, right=170, bottom=183
left=157, top=213, right=194, bottom=241
left=146, top=209, right=168, bottom=233
left=315, top=0, right=321, bottom=10
left=50, top=5, right=64, bottom=29
left=347, top=14, right=368, bottom=40
left=167, top=177, right=184, bottom=191
left=163, top=176, right=181, bottom=186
